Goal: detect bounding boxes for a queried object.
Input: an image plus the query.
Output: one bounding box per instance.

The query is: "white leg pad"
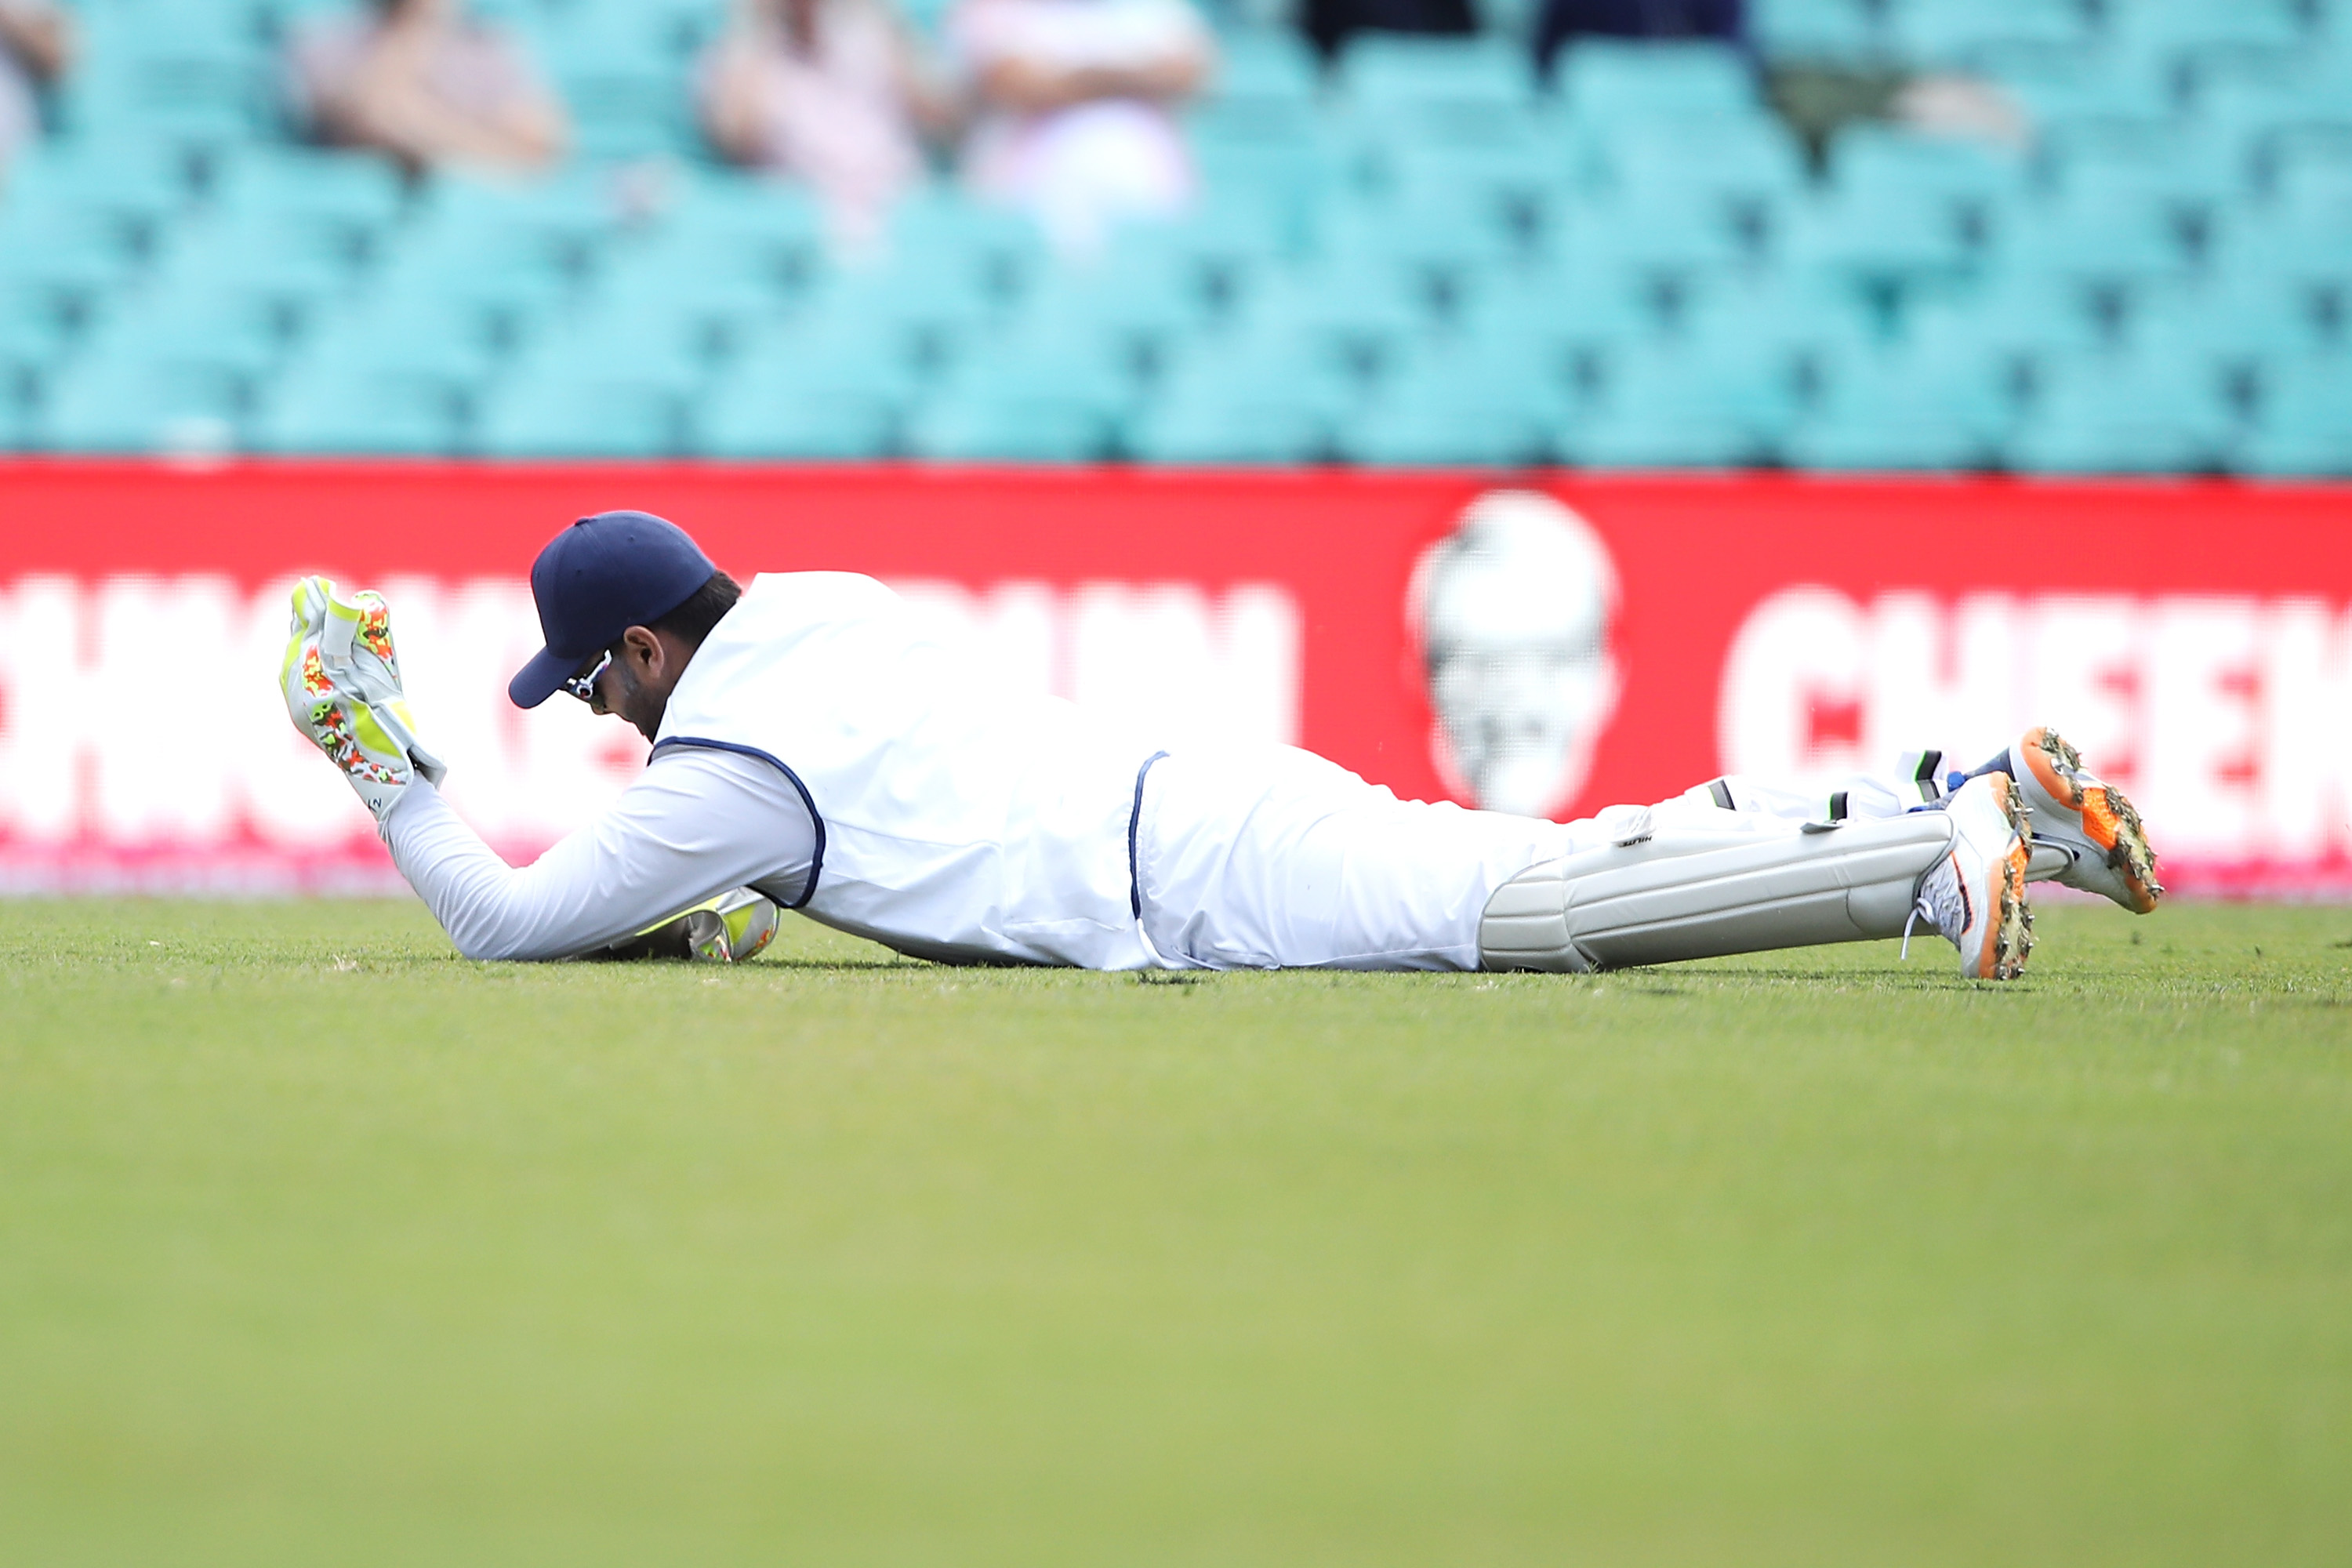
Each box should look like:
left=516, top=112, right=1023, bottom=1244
left=1479, top=813, right=1958, bottom=972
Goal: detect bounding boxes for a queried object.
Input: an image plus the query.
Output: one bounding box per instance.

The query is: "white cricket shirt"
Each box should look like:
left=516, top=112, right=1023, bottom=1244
left=383, top=571, right=1160, bottom=967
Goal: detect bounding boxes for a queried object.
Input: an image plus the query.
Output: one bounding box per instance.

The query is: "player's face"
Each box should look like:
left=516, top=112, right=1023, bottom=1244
left=564, top=649, right=615, bottom=712
left=568, top=626, right=682, bottom=743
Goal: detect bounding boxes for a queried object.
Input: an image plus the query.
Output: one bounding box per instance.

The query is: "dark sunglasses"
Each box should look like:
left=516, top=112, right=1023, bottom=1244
left=563, top=648, right=613, bottom=706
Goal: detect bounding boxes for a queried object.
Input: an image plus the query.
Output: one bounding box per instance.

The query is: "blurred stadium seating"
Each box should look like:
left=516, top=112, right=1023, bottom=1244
left=0, top=0, right=2344, bottom=473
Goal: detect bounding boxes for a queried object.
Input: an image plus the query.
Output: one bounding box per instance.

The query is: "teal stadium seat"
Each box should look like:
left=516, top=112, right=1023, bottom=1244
left=2192, top=55, right=2352, bottom=172
left=212, top=143, right=405, bottom=216
left=2004, top=351, right=2238, bottom=474
left=407, top=172, right=620, bottom=281
left=2044, top=122, right=2249, bottom=231
left=905, top=388, right=1116, bottom=463
left=1554, top=187, right=1751, bottom=300
left=1337, top=35, right=1539, bottom=134
left=1983, top=46, right=2173, bottom=131
left=0, top=285, right=74, bottom=430
left=74, top=289, right=285, bottom=382
left=499, top=303, right=709, bottom=397
left=1901, top=274, right=2107, bottom=407
left=1017, top=246, right=1214, bottom=365
left=1318, top=184, right=1526, bottom=280
left=1831, top=125, right=2025, bottom=244
left=799, top=264, right=998, bottom=366
left=1207, top=27, right=1323, bottom=114
left=4, top=140, right=191, bottom=233
left=2274, top=140, right=2352, bottom=228
left=583, top=183, right=822, bottom=353
left=1341, top=336, right=1566, bottom=466
left=697, top=316, right=923, bottom=459
left=661, top=173, right=829, bottom=251
left=478, top=376, right=690, bottom=459
left=1189, top=108, right=1340, bottom=220
left=1682, top=271, right=1878, bottom=374
left=60, top=6, right=281, bottom=145
left=1238, top=260, right=1436, bottom=380
left=1780, top=186, right=1974, bottom=291
left=157, top=211, right=374, bottom=310
left=361, top=251, right=574, bottom=358
left=38, top=350, right=253, bottom=456
left=1127, top=328, right=1353, bottom=464
left=0, top=205, right=151, bottom=309
left=1883, top=0, right=2090, bottom=65
left=1112, top=200, right=1308, bottom=310
left=205, top=148, right=409, bottom=259
left=1748, top=0, right=1884, bottom=64
left=1454, top=264, right=1661, bottom=363
left=1560, top=339, right=1797, bottom=469
left=2129, top=278, right=2331, bottom=369
left=1784, top=343, right=2013, bottom=471
left=530, top=5, right=704, bottom=162
left=0, top=144, right=189, bottom=311
left=1555, top=40, right=1758, bottom=126
left=698, top=387, right=900, bottom=459
left=2241, top=355, right=2352, bottom=475
left=954, top=318, right=1139, bottom=405
left=2105, top=0, right=2309, bottom=74
left=1377, top=122, right=1557, bottom=212
left=251, top=299, right=502, bottom=453
left=1582, top=118, right=1809, bottom=220
left=252, top=363, right=475, bottom=456
left=887, top=189, right=1047, bottom=302
left=1991, top=194, right=2196, bottom=299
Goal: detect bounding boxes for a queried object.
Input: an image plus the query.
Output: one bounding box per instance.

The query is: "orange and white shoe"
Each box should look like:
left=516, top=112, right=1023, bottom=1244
left=1907, top=773, right=2034, bottom=980
left=2005, top=727, right=2163, bottom=914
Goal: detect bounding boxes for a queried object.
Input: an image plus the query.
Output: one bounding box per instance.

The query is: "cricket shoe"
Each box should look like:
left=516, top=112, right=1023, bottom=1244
left=1906, top=773, right=2034, bottom=980
left=2003, top=727, right=2163, bottom=914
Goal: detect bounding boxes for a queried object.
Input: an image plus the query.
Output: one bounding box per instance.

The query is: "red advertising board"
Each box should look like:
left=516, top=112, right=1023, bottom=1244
left=2, top=459, right=2349, bottom=895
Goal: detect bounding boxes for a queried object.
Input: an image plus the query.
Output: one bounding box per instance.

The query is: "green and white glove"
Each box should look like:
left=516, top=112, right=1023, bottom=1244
left=281, top=575, right=448, bottom=822
left=589, top=888, right=783, bottom=964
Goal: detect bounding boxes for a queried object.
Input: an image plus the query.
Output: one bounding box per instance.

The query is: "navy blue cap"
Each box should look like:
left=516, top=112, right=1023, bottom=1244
left=508, top=510, right=717, bottom=709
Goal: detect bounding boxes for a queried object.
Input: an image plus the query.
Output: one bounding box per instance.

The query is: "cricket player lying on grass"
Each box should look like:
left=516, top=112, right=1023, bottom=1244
left=282, top=511, right=2161, bottom=981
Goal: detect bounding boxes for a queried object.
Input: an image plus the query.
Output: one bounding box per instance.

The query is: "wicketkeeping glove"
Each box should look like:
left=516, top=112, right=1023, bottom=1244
left=281, top=575, right=448, bottom=822
left=588, top=887, right=783, bottom=964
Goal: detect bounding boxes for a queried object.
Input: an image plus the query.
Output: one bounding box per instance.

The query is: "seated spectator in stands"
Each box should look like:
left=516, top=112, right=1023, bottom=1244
left=1534, top=0, right=1742, bottom=74
left=1301, top=0, right=1475, bottom=64
left=952, top=0, right=1213, bottom=256
left=0, top=2, right=72, bottom=176
left=700, top=0, right=956, bottom=249
left=289, top=0, right=568, bottom=176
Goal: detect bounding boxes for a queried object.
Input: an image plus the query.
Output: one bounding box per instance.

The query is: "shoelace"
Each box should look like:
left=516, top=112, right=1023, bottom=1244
left=1900, top=854, right=1966, bottom=960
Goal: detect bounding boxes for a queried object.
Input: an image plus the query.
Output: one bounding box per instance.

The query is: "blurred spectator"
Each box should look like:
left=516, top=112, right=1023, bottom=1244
left=1300, top=0, right=1474, bottom=63
left=1534, top=0, right=1742, bottom=74
left=289, top=0, right=568, bottom=176
left=952, top=0, right=1212, bottom=256
left=700, top=0, right=956, bottom=246
left=0, top=1, right=71, bottom=176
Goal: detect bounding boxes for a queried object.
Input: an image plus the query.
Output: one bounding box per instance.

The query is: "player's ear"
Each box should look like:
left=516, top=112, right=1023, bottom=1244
left=620, top=624, right=663, bottom=677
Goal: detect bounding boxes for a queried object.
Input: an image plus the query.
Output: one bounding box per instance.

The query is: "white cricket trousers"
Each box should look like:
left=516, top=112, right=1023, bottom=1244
left=1127, top=746, right=1819, bottom=971
left=1127, top=746, right=1951, bottom=973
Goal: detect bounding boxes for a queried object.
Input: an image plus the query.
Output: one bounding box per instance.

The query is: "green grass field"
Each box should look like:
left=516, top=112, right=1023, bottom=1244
left=2, top=898, right=2347, bottom=1566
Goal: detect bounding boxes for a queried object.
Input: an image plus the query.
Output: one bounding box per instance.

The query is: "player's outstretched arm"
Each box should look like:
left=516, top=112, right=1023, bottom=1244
left=379, top=746, right=814, bottom=963
left=281, top=577, right=811, bottom=961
